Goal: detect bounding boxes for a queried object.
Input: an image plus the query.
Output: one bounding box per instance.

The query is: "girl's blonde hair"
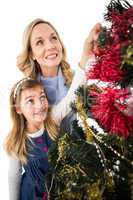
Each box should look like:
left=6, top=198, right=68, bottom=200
left=5, top=78, right=58, bottom=164
left=17, top=18, right=73, bottom=86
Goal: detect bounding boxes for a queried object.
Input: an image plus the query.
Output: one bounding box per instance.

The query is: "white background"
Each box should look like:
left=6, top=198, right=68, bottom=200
left=0, top=0, right=110, bottom=198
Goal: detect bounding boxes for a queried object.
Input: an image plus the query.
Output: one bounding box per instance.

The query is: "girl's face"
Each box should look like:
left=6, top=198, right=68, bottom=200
left=30, top=23, right=63, bottom=70
left=17, top=86, right=48, bottom=131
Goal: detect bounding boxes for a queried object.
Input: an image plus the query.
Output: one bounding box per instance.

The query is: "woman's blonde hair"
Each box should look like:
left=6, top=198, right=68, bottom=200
left=5, top=78, right=58, bottom=164
left=17, top=18, right=73, bottom=86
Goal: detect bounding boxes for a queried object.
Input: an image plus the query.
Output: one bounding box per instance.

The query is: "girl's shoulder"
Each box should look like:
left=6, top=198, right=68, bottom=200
left=44, top=130, right=53, bottom=147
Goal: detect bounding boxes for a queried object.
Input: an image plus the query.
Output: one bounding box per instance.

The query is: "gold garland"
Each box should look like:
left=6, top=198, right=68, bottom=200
left=75, top=95, right=115, bottom=199
left=75, top=96, right=94, bottom=143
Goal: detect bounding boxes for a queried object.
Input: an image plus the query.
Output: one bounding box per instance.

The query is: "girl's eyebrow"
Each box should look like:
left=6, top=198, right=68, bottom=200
left=25, top=91, right=45, bottom=100
left=25, top=95, right=35, bottom=100
left=40, top=91, right=46, bottom=95
left=40, top=92, right=46, bottom=97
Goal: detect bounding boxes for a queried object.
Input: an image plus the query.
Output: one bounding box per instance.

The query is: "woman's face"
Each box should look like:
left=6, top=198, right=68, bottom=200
left=30, top=23, right=63, bottom=70
left=17, top=86, right=48, bottom=130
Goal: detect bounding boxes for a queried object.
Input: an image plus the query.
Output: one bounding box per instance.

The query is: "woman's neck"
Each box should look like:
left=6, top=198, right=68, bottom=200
left=41, top=66, right=58, bottom=77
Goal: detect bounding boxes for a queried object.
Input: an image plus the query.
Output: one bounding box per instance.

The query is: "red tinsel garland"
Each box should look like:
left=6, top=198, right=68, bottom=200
left=86, top=1, right=133, bottom=139
left=108, top=8, right=133, bottom=42
left=87, top=44, right=124, bottom=82
left=90, top=88, right=133, bottom=138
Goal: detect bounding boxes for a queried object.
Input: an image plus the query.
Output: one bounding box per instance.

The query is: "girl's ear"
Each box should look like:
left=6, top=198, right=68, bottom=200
left=15, top=105, right=22, bottom=114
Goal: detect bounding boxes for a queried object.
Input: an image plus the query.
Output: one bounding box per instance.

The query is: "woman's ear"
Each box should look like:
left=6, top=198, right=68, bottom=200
left=32, top=55, right=36, bottom=61
left=30, top=51, right=36, bottom=61
left=15, top=105, right=22, bottom=114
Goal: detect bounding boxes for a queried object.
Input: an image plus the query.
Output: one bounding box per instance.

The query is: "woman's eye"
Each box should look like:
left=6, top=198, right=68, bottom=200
left=36, top=40, right=43, bottom=46
left=52, top=36, right=58, bottom=40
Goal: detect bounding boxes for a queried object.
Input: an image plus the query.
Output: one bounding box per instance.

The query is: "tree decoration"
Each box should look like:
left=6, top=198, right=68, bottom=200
left=46, top=1, right=133, bottom=199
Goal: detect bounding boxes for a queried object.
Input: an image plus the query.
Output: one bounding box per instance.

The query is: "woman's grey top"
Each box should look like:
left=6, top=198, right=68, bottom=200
left=38, top=67, right=68, bottom=105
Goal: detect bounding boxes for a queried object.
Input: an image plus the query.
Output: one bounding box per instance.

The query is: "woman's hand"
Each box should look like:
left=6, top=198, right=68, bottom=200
left=79, top=23, right=102, bottom=69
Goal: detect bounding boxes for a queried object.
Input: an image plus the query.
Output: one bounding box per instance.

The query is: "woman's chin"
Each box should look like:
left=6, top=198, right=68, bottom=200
left=44, top=58, right=61, bottom=68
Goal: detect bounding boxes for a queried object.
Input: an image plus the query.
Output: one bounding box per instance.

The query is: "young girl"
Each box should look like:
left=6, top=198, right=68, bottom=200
left=5, top=64, right=86, bottom=200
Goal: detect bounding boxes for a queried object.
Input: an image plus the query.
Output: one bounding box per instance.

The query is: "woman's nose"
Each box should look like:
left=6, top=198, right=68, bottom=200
left=45, top=40, right=55, bottom=50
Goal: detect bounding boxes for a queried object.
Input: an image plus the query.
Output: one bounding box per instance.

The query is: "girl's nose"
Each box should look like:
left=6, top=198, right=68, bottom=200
left=35, top=99, right=48, bottom=111
left=35, top=99, right=44, bottom=110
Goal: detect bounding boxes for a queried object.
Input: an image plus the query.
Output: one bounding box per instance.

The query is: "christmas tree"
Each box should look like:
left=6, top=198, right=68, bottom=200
left=46, top=1, right=133, bottom=199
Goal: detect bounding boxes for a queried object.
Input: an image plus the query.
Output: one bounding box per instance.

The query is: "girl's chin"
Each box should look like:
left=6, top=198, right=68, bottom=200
left=34, top=116, right=47, bottom=123
left=32, top=121, right=44, bottom=129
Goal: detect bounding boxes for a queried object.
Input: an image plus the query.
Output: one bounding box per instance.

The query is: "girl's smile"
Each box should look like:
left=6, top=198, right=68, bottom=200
left=16, top=86, right=48, bottom=132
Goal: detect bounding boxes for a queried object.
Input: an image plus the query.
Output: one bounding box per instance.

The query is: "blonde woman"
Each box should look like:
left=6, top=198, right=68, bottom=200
left=17, top=18, right=74, bottom=105
left=17, top=18, right=101, bottom=104
left=17, top=18, right=101, bottom=132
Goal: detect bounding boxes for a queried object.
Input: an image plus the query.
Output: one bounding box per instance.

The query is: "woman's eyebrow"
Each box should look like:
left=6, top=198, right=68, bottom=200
left=51, top=32, right=57, bottom=36
left=33, top=33, right=56, bottom=42
left=34, top=36, right=43, bottom=41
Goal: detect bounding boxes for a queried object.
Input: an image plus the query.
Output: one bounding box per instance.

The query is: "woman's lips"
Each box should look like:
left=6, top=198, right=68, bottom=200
left=46, top=53, right=58, bottom=60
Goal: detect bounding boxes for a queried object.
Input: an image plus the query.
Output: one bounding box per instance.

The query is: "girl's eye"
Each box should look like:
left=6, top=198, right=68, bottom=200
left=40, top=95, right=46, bottom=101
left=26, top=99, right=34, bottom=105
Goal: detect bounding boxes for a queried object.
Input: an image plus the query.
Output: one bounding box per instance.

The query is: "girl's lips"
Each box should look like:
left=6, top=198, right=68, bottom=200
left=34, top=109, right=47, bottom=115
